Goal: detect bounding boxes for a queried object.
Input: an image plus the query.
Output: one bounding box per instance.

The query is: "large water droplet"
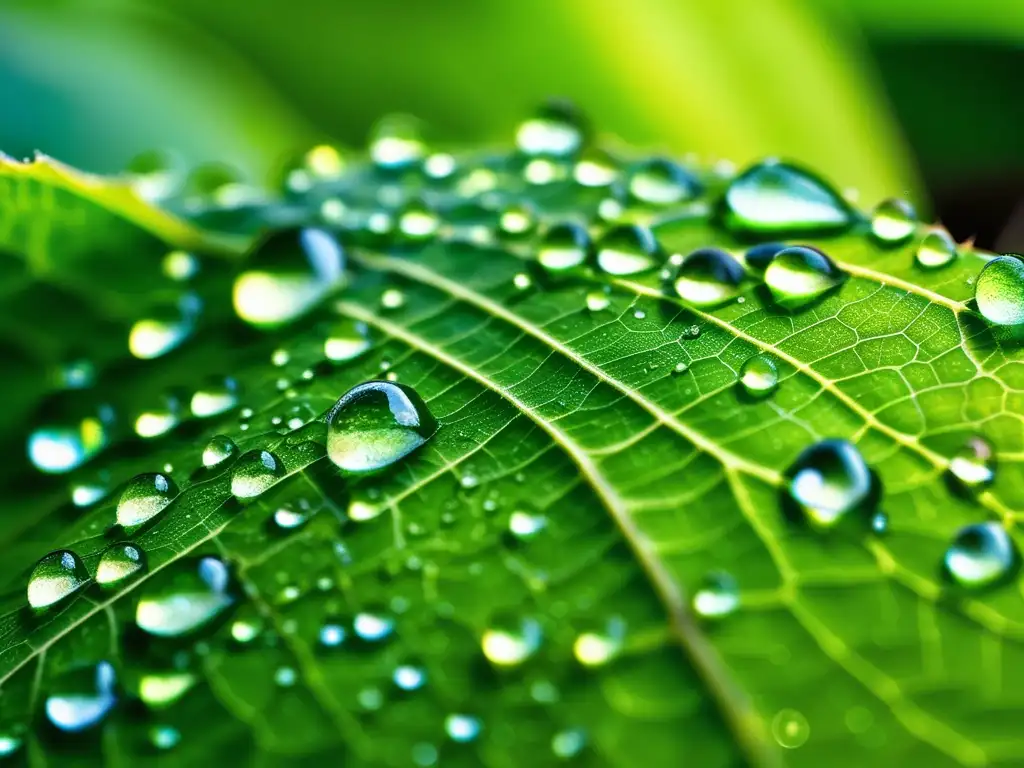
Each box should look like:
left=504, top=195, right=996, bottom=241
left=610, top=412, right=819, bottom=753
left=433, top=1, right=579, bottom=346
left=944, top=523, right=1018, bottom=589
left=915, top=229, right=957, bottom=269
left=45, top=661, right=116, bottom=732
left=672, top=248, right=745, bottom=307
left=625, top=158, right=700, bottom=206
left=202, top=434, right=238, bottom=468
left=481, top=615, right=542, bottom=666
left=136, top=557, right=234, bottom=636
left=764, top=246, right=845, bottom=309
left=537, top=222, right=591, bottom=273
left=783, top=439, right=875, bottom=530
left=231, top=450, right=285, bottom=498
left=692, top=571, right=739, bottom=619
left=116, top=472, right=178, bottom=527
left=233, top=228, right=345, bottom=329
left=28, top=412, right=111, bottom=474
left=190, top=377, right=239, bottom=418
left=96, top=543, right=146, bottom=586
left=719, top=160, right=854, bottom=238
left=739, top=354, right=779, bottom=398
left=27, top=549, right=89, bottom=608
left=516, top=100, right=587, bottom=157
left=948, top=436, right=996, bottom=492
left=975, top=255, right=1024, bottom=327
left=595, top=224, right=661, bottom=275
left=326, top=381, right=437, bottom=474
left=870, top=198, right=917, bottom=246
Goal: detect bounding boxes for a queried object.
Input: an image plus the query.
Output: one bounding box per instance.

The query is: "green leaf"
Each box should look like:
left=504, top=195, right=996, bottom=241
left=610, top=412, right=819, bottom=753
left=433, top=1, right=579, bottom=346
left=0, top=143, right=1021, bottom=768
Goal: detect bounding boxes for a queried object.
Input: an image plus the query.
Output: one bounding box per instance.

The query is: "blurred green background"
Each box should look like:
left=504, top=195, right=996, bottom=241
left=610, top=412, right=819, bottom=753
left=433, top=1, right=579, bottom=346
left=1, top=0, right=1021, bottom=248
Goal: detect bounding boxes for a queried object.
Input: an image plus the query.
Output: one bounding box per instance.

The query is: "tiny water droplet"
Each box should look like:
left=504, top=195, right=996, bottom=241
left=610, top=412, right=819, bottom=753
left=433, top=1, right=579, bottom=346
left=672, top=248, right=745, bottom=307
left=136, top=557, right=233, bottom=637
left=233, top=228, right=345, bottom=328
left=117, top=472, right=178, bottom=527
left=134, top=393, right=183, bottom=439
left=319, top=623, right=346, bottom=647
left=783, top=439, right=876, bottom=530
left=162, top=250, right=199, bottom=281
left=632, top=309, right=646, bottom=320
left=871, top=511, right=889, bottom=534
left=509, top=509, right=547, bottom=539
left=739, top=354, right=779, bottom=397
left=516, top=99, right=587, bottom=157
left=27, top=550, right=89, bottom=608
left=585, top=290, right=610, bottom=312
left=692, top=571, right=739, bottom=619
left=370, top=115, right=426, bottom=169
left=45, top=661, right=116, bottom=732
left=57, top=358, right=95, bottom=390
left=327, top=381, right=437, bottom=474
left=202, top=434, right=238, bottom=468
left=96, top=543, right=146, bottom=586
left=273, top=506, right=308, bottom=530
left=380, top=288, right=406, bottom=310
left=71, top=475, right=110, bottom=507
left=719, top=160, right=854, bottom=238
left=513, top=272, right=533, bottom=291
left=393, top=664, right=427, bottom=691
left=445, top=713, right=482, bottom=743
left=595, top=224, right=661, bottom=275
left=764, top=246, right=845, bottom=309
left=870, top=198, right=917, bottom=245
left=573, top=617, right=626, bottom=667
left=231, top=450, right=285, bottom=498
left=129, top=294, right=200, bottom=359
left=397, top=198, right=440, bottom=242
left=149, top=724, right=181, bottom=751
left=948, top=436, right=996, bottom=491
left=231, top=606, right=264, bottom=644
left=673, top=361, right=689, bottom=374
left=625, top=158, right=700, bottom=206
left=190, top=377, right=239, bottom=418
left=976, top=255, right=1024, bottom=327
left=915, top=229, right=958, bottom=269
left=537, top=222, right=591, bottom=273
left=481, top=615, right=542, bottom=666
left=424, top=152, right=456, bottom=178
left=274, top=666, right=297, bottom=687
left=944, top=522, right=1018, bottom=588
left=324, top=318, right=371, bottom=362
left=772, top=709, right=810, bottom=749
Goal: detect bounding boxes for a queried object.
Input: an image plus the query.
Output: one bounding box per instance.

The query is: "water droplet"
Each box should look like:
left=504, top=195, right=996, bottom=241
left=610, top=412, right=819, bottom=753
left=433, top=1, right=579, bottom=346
left=129, top=294, right=201, bottom=359
left=162, top=250, right=199, bottom=281
left=230, top=607, right=264, bottom=644
left=552, top=727, right=587, bottom=759
left=625, top=158, right=700, bottom=206
left=412, top=742, right=439, bottom=767
left=233, top=228, right=345, bottom=329
left=397, top=198, right=440, bottom=242
left=513, top=272, right=533, bottom=291
left=354, top=611, right=395, bottom=641
left=139, top=671, right=196, bottom=708
left=202, top=434, right=238, bottom=468
left=672, top=248, right=745, bottom=307
left=692, top=571, right=739, bottom=619
left=719, top=160, right=854, bottom=237
left=45, top=661, right=116, bottom=732
left=445, top=713, right=482, bottom=743
left=381, top=288, right=406, bottom=310
left=273, top=506, right=308, bottom=530
left=274, top=666, right=297, bottom=687
left=573, top=147, right=619, bottom=187
left=585, top=290, right=610, bottom=312
left=914, top=229, right=958, bottom=269
left=509, top=509, right=547, bottom=539
left=57, top=358, right=95, bottom=390
left=393, top=664, right=427, bottom=691
left=136, top=557, right=233, bottom=636
left=772, top=709, right=810, bottom=749
left=481, top=615, right=542, bottom=666
left=134, top=393, right=183, bottom=439
left=190, top=377, right=239, bottom=418
left=499, top=202, right=537, bottom=239
left=976, top=255, right=1024, bottom=326
left=573, top=617, right=626, bottom=667
left=783, top=439, right=876, bottom=530
left=944, top=522, right=1018, bottom=589
left=319, top=623, right=346, bottom=647
left=870, top=198, right=917, bottom=245
left=370, top=115, right=426, bottom=169
left=71, top=474, right=110, bottom=507
left=764, top=246, right=845, bottom=309
left=739, top=354, right=779, bottom=397
left=326, top=381, right=437, bottom=474
left=117, top=472, right=177, bottom=527
left=96, top=543, right=146, bottom=586
left=537, top=222, right=591, bottom=273
left=871, top=511, right=889, bottom=534
left=743, top=241, right=786, bottom=271
left=150, top=724, right=181, bottom=750
left=948, top=436, right=996, bottom=491
left=516, top=99, right=587, bottom=157
left=27, top=550, right=89, bottom=608
left=231, top=449, right=285, bottom=498
left=357, top=686, right=384, bottom=711
left=424, top=152, right=456, bottom=179
left=28, top=412, right=111, bottom=474
left=673, top=361, right=689, bottom=374
left=595, top=224, right=661, bottom=275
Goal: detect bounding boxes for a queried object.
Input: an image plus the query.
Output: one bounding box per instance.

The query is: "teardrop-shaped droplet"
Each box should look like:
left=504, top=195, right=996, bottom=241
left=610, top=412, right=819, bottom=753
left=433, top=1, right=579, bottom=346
left=129, top=294, right=201, bottom=359
left=573, top=617, right=626, bottom=667
left=327, top=381, right=437, bottom=474
left=595, top=224, right=661, bottom=276
left=27, top=549, right=89, bottom=608
left=672, top=248, right=745, bottom=307
left=116, top=472, right=178, bottom=527
left=231, top=450, right=285, bottom=498
left=481, top=615, right=542, bottom=667
left=944, top=522, right=1018, bottom=589
left=370, top=115, right=426, bottom=169
left=134, top=392, right=184, bottom=439
left=764, top=246, right=845, bottom=309
left=692, top=571, right=739, bottom=619
left=783, top=439, right=876, bottom=530
left=516, top=100, right=587, bottom=157
left=870, top=198, right=917, bottom=245
left=739, top=354, right=779, bottom=398
left=537, top=222, right=591, bottom=273
left=190, top=377, right=239, bottom=418
left=96, top=543, right=146, bottom=586
left=719, top=160, right=854, bottom=238
left=915, top=230, right=957, bottom=270
left=45, top=661, right=117, bottom=732
left=28, top=411, right=111, bottom=474
left=202, top=434, right=238, bottom=468
left=975, top=255, right=1024, bottom=327
left=397, top=198, right=440, bottom=243
left=948, top=436, right=996, bottom=491
left=324, top=318, right=371, bottom=362
left=233, top=228, right=345, bottom=329
left=743, top=242, right=787, bottom=271
left=625, top=158, right=701, bottom=206
left=136, top=557, right=234, bottom=637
